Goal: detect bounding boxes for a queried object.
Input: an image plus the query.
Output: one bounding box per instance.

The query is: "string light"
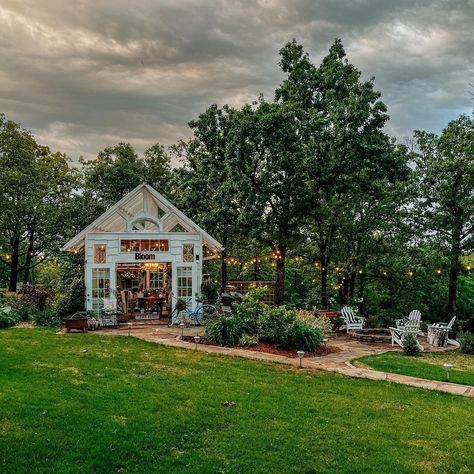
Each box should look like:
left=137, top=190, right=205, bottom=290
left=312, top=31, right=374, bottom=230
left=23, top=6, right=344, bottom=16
left=408, top=271, right=414, bottom=277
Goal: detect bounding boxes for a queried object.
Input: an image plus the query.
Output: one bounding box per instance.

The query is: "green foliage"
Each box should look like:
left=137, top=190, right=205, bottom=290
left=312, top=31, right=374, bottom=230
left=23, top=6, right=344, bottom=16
left=459, top=331, right=474, bottom=355
left=402, top=334, right=421, bottom=356
left=296, top=310, right=332, bottom=337
left=32, top=308, right=62, bottom=328
left=287, top=320, right=323, bottom=351
left=0, top=312, right=17, bottom=328
left=205, top=315, right=243, bottom=346
left=238, top=334, right=259, bottom=347
left=260, top=307, right=296, bottom=345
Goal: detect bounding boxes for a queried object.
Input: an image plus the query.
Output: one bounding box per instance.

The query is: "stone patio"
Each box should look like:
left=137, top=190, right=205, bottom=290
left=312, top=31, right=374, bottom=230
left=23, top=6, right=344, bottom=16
left=92, top=323, right=474, bottom=398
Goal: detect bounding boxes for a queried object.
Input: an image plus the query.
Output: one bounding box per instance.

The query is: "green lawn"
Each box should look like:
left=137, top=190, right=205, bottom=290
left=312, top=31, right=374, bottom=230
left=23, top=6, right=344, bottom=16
left=356, top=351, right=474, bottom=387
left=0, top=330, right=473, bottom=474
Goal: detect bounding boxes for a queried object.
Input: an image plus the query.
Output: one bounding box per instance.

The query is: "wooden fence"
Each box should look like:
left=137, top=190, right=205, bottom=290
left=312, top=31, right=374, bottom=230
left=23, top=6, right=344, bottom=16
left=227, top=280, right=275, bottom=306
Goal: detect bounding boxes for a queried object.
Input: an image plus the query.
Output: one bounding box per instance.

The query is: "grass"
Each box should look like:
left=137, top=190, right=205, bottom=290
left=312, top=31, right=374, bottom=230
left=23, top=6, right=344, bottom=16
left=0, top=330, right=473, bottom=474
left=355, top=351, right=474, bottom=387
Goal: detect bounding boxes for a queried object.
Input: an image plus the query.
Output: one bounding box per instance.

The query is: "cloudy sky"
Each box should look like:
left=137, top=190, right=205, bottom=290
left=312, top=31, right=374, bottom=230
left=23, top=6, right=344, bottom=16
left=0, top=0, right=473, bottom=163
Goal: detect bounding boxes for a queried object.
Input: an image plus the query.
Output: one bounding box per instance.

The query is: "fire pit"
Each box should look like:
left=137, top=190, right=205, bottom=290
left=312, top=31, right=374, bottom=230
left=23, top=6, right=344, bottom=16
left=64, top=313, right=88, bottom=333
left=349, top=328, right=392, bottom=343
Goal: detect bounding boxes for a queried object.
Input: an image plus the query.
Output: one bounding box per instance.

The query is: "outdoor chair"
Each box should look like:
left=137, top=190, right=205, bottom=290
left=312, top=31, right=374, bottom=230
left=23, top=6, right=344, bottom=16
left=340, top=306, right=365, bottom=333
left=427, top=316, right=456, bottom=347
left=389, top=320, right=424, bottom=351
left=395, top=309, right=421, bottom=330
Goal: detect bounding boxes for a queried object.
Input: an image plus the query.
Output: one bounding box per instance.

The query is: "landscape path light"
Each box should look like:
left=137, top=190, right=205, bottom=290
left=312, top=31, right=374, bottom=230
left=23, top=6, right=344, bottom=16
left=128, top=322, right=132, bottom=336
left=443, top=363, right=453, bottom=382
left=297, top=350, right=305, bottom=368
left=179, top=322, right=185, bottom=338
left=194, top=335, right=200, bottom=351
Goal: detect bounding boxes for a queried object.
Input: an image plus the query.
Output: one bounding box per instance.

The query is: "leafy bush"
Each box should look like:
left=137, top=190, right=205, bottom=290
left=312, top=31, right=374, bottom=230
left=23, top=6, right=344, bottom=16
left=32, top=308, right=62, bottom=328
left=231, top=286, right=268, bottom=335
left=15, top=285, right=54, bottom=311
left=459, top=331, right=474, bottom=355
left=0, top=312, right=18, bottom=328
left=205, top=315, right=243, bottom=346
left=260, top=307, right=296, bottom=344
left=239, top=334, right=259, bottom=347
left=296, top=310, right=332, bottom=336
left=403, top=334, right=421, bottom=356
left=288, top=320, right=324, bottom=351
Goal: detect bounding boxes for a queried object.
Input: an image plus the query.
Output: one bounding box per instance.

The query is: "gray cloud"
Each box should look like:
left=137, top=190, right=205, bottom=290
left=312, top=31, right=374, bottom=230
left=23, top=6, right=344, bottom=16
left=0, top=0, right=472, bottom=162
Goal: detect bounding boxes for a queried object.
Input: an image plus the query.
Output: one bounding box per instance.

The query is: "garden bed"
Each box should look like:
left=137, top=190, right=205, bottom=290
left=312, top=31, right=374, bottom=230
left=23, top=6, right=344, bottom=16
left=179, top=335, right=340, bottom=357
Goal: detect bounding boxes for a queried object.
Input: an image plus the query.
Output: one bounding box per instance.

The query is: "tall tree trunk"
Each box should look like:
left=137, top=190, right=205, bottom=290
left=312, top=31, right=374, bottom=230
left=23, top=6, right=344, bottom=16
left=348, top=271, right=356, bottom=300
left=343, top=274, right=349, bottom=305
left=274, top=244, right=286, bottom=306
left=8, top=236, right=20, bottom=292
left=447, top=233, right=461, bottom=319
left=320, top=255, right=330, bottom=309
left=23, top=230, right=35, bottom=285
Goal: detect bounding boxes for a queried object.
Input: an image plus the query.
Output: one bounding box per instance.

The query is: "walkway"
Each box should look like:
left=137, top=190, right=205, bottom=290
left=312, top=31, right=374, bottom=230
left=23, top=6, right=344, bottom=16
left=96, top=324, right=474, bottom=398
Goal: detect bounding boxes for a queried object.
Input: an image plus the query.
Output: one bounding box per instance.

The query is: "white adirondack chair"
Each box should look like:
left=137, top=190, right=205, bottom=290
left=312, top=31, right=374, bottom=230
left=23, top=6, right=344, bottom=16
left=389, top=320, right=424, bottom=351
left=340, top=306, right=365, bottom=333
left=395, top=309, right=421, bottom=330
left=427, top=316, right=456, bottom=347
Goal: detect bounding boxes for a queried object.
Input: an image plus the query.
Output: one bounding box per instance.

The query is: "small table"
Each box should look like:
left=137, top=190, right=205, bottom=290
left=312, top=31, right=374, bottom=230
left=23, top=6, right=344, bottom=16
left=137, top=296, right=165, bottom=317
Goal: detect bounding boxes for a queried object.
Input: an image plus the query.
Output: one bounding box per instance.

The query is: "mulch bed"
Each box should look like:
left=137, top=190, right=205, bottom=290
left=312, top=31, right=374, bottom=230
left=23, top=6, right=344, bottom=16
left=179, top=336, right=340, bottom=358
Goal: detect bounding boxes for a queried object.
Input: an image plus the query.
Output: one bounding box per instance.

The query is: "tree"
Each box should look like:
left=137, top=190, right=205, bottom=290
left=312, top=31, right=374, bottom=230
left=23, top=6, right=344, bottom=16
left=277, top=39, right=409, bottom=307
left=0, top=114, right=77, bottom=291
left=81, top=142, right=172, bottom=209
left=226, top=99, right=310, bottom=305
left=170, top=105, right=242, bottom=290
left=414, top=112, right=474, bottom=318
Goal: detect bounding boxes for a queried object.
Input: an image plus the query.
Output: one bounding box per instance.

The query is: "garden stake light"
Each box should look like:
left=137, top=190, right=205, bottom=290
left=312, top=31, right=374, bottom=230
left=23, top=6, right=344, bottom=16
left=194, top=335, right=200, bottom=350
left=180, top=322, right=185, bottom=338
left=443, top=363, right=453, bottom=381
left=297, top=350, right=305, bottom=368
left=128, top=322, right=132, bottom=336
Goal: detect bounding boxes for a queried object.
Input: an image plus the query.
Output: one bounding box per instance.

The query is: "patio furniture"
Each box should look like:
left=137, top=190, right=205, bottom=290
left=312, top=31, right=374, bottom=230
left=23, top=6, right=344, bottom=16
left=389, top=321, right=424, bottom=351
left=340, top=306, right=365, bottom=333
left=427, top=316, right=456, bottom=347
left=395, top=309, right=421, bottom=330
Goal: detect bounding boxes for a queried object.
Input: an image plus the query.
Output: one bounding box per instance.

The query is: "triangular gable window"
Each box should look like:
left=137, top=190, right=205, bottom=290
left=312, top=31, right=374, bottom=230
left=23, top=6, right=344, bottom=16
left=170, top=223, right=188, bottom=232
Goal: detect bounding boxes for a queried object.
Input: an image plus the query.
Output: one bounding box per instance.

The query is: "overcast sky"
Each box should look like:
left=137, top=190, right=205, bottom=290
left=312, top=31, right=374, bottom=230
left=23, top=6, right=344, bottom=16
left=0, top=0, right=473, bottom=163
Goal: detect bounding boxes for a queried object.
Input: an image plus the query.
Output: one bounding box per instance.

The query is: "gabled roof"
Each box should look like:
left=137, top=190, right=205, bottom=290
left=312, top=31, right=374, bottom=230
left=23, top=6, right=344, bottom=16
left=61, top=183, right=222, bottom=252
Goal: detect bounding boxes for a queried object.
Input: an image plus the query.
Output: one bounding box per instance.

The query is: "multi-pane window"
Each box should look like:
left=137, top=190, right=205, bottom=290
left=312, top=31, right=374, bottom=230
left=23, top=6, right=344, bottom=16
left=92, top=268, right=110, bottom=312
left=94, top=244, right=107, bottom=263
left=150, top=268, right=165, bottom=290
left=182, top=244, right=194, bottom=262
left=120, top=239, right=169, bottom=252
left=177, top=267, right=193, bottom=305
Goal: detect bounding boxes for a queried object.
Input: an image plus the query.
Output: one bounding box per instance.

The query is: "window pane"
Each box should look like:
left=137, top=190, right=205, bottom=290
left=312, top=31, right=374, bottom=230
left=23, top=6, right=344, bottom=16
left=140, top=240, right=150, bottom=251
left=120, top=240, right=130, bottom=252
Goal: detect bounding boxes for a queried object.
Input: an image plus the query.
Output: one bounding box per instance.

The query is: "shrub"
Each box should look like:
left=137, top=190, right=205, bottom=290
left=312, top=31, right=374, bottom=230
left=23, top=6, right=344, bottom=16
left=239, top=334, right=259, bottom=347
left=15, top=285, right=54, bottom=311
left=205, top=315, right=243, bottom=346
left=459, top=331, right=474, bottom=355
left=231, top=286, right=268, bottom=336
left=33, top=308, right=62, bottom=328
left=296, top=310, right=332, bottom=337
left=0, top=312, right=18, bottom=328
left=288, top=320, right=324, bottom=351
left=403, top=334, right=420, bottom=356
left=260, top=307, right=296, bottom=344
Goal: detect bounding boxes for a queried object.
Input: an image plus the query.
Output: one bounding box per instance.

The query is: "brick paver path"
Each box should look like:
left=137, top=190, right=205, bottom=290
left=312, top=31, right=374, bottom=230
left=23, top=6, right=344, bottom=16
left=95, top=324, right=474, bottom=398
